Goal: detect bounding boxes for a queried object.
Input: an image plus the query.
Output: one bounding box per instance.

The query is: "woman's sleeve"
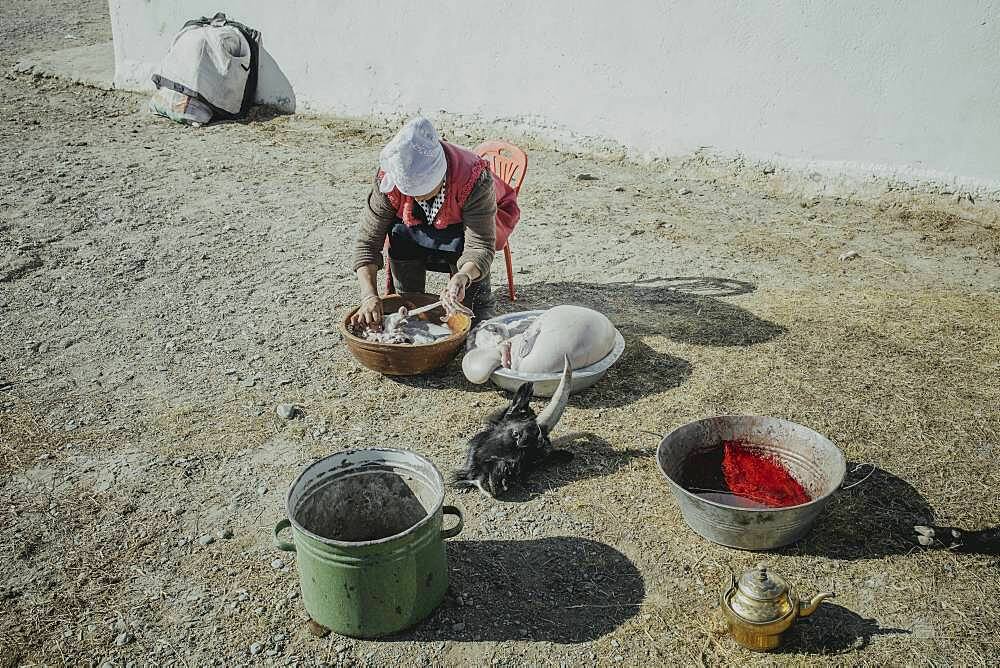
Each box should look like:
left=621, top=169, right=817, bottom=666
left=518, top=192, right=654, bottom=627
left=352, top=172, right=398, bottom=271
left=457, top=170, right=497, bottom=280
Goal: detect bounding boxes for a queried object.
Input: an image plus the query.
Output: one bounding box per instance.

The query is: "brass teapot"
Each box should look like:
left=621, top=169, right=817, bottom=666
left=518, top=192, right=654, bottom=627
left=720, top=563, right=835, bottom=651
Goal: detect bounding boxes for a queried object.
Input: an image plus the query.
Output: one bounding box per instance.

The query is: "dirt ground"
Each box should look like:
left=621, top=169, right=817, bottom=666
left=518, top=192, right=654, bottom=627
left=2, top=2, right=1000, bottom=667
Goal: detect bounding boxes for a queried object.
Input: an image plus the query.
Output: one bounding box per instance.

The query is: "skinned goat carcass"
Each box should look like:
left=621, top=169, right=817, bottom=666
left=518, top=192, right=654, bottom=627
left=453, top=357, right=574, bottom=498
left=356, top=306, right=453, bottom=344
left=462, top=305, right=617, bottom=384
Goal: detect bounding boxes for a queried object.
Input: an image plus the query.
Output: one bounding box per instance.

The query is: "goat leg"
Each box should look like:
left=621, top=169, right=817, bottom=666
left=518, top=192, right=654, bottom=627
left=914, top=524, right=1000, bottom=555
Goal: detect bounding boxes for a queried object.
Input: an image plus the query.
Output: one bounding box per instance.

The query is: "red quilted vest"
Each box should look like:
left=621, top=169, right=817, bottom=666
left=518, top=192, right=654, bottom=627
left=379, top=141, right=519, bottom=251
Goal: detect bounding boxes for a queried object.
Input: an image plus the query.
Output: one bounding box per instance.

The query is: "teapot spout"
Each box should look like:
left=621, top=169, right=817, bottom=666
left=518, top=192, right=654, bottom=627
left=798, top=592, right=836, bottom=618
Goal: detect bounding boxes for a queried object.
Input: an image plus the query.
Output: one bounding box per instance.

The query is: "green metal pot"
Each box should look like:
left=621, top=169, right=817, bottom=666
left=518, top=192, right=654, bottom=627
left=273, top=448, right=463, bottom=638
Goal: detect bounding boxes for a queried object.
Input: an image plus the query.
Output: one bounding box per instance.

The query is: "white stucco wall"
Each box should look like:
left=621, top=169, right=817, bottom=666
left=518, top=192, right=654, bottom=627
left=111, top=1, right=1000, bottom=188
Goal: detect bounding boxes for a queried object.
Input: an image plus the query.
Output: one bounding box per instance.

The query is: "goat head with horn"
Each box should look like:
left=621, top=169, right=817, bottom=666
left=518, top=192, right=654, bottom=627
left=453, top=356, right=574, bottom=498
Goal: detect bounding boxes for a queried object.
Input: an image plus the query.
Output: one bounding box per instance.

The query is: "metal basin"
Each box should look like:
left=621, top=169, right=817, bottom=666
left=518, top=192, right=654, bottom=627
left=469, top=310, right=626, bottom=397
left=656, top=416, right=846, bottom=551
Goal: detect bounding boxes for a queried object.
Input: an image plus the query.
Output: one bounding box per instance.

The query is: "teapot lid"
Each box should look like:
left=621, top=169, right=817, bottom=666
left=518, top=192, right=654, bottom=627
left=737, top=563, right=788, bottom=601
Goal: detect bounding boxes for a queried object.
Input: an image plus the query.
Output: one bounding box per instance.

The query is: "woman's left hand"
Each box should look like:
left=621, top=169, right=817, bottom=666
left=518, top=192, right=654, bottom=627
left=442, top=273, right=474, bottom=317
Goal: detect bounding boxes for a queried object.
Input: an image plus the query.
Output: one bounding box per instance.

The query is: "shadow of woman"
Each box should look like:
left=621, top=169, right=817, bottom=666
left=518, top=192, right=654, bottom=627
left=777, top=464, right=935, bottom=559
left=390, top=336, right=692, bottom=406
left=509, top=276, right=785, bottom=347
left=492, top=432, right=654, bottom=502
left=780, top=603, right=912, bottom=654
left=389, top=274, right=765, bottom=399
left=390, top=537, right=644, bottom=643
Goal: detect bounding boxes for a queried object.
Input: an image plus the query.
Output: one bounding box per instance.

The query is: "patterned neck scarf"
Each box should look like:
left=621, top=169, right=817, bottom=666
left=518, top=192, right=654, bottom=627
left=415, top=183, right=447, bottom=225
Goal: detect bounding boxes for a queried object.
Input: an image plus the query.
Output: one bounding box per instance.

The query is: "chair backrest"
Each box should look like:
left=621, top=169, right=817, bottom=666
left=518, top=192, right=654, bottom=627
left=475, top=140, right=528, bottom=195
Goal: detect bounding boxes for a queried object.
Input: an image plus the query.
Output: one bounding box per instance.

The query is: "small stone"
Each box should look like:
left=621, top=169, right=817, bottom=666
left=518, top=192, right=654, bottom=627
left=271, top=558, right=285, bottom=569
left=221, top=528, right=234, bottom=539
left=276, top=403, right=296, bottom=419
left=256, top=485, right=268, bottom=496
left=272, top=632, right=287, bottom=643
left=678, top=188, right=693, bottom=195
left=171, top=506, right=185, bottom=516
left=114, top=632, right=132, bottom=646
left=36, top=453, right=53, bottom=460
left=64, top=420, right=78, bottom=431
left=198, top=534, right=215, bottom=546
left=250, top=642, right=263, bottom=655
left=306, top=619, right=331, bottom=638
left=838, top=250, right=860, bottom=262
left=452, top=622, right=466, bottom=632
left=575, top=173, right=598, bottom=181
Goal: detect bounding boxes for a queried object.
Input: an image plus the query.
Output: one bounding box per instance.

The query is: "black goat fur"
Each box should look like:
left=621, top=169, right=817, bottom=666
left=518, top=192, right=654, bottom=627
left=914, top=524, right=1000, bottom=555
left=452, top=382, right=572, bottom=498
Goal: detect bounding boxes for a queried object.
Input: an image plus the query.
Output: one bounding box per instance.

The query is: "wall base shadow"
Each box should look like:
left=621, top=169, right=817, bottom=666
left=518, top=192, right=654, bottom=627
left=390, top=537, right=644, bottom=643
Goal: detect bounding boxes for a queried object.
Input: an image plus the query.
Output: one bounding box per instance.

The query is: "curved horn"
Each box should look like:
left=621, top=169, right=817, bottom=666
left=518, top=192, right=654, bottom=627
left=536, top=355, right=572, bottom=434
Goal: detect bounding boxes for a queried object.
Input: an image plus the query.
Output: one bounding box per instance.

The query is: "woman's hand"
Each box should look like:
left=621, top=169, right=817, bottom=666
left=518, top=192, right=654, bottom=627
left=442, top=273, right=474, bottom=317
left=351, top=294, right=383, bottom=330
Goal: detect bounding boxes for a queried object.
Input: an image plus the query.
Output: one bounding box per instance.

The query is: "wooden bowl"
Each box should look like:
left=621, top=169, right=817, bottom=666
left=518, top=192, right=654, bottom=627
left=340, top=293, right=472, bottom=376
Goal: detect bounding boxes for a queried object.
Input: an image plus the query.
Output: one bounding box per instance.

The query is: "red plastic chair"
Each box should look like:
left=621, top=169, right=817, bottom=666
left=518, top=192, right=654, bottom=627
left=383, top=141, right=527, bottom=301
left=476, top=140, right=526, bottom=301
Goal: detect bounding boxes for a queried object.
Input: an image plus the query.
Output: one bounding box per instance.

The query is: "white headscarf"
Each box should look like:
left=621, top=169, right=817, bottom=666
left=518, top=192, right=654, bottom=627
left=378, top=116, right=447, bottom=197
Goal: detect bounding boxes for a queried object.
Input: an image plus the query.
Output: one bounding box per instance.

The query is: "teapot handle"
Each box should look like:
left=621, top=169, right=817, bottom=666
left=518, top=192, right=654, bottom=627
left=798, top=591, right=836, bottom=618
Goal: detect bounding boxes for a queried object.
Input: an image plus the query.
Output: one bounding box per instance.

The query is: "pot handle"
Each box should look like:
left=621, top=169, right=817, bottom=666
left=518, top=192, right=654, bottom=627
left=273, top=518, right=297, bottom=552
left=440, top=505, right=464, bottom=539
left=841, top=462, right=876, bottom=491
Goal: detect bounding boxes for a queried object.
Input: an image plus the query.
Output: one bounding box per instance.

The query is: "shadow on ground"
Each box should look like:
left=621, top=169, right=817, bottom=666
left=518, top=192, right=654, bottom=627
left=472, top=432, right=653, bottom=501
left=783, top=603, right=912, bottom=654
left=780, top=464, right=934, bottom=559
left=390, top=276, right=776, bottom=405
left=510, top=276, right=785, bottom=347
left=394, top=537, right=644, bottom=643
left=391, top=337, right=691, bottom=407
left=387, top=357, right=497, bottom=394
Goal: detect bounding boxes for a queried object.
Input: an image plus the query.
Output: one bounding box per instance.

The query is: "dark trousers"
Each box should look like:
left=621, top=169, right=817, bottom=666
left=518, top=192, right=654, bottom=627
left=387, top=220, right=495, bottom=320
